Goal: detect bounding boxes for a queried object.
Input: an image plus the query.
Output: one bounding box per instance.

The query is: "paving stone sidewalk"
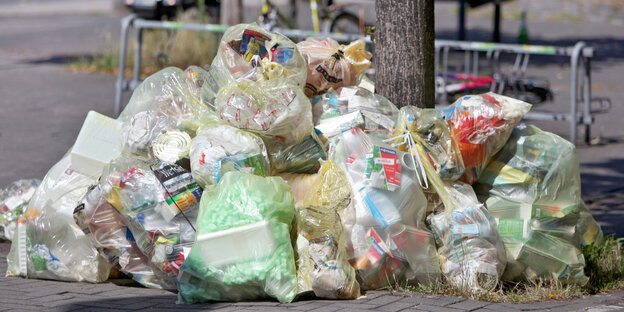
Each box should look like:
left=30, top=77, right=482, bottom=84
left=1, top=242, right=623, bottom=312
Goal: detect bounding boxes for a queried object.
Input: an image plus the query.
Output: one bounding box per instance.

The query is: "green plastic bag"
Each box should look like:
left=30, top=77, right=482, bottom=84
left=177, top=171, right=297, bottom=303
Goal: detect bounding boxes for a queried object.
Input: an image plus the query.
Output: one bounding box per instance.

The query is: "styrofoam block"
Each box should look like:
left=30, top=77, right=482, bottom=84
left=70, top=111, right=122, bottom=177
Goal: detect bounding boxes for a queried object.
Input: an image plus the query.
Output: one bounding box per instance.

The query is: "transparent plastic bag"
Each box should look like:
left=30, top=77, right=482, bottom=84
left=313, top=86, right=398, bottom=138
left=6, top=153, right=111, bottom=282
left=332, top=129, right=441, bottom=289
left=392, top=106, right=465, bottom=181
left=270, top=132, right=327, bottom=174
left=296, top=161, right=360, bottom=299
left=209, top=23, right=307, bottom=88
left=100, top=156, right=201, bottom=279
left=312, top=86, right=399, bottom=146
left=189, top=121, right=269, bottom=188
left=426, top=181, right=507, bottom=292
left=277, top=172, right=318, bottom=209
left=183, top=65, right=221, bottom=110
left=473, top=124, right=602, bottom=284
left=118, top=67, right=218, bottom=160
left=214, top=79, right=314, bottom=159
left=73, top=185, right=176, bottom=290
left=440, top=93, right=531, bottom=184
left=297, top=38, right=372, bottom=97
left=177, top=171, right=297, bottom=303
left=314, top=111, right=365, bottom=144
left=119, top=67, right=216, bottom=123
left=0, top=179, right=40, bottom=241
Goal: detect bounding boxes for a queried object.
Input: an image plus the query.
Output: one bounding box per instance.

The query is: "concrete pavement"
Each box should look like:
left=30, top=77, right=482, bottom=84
left=1, top=241, right=624, bottom=312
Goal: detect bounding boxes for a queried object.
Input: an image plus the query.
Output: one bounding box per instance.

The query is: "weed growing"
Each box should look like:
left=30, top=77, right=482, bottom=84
left=68, top=9, right=220, bottom=77
left=400, top=235, right=624, bottom=303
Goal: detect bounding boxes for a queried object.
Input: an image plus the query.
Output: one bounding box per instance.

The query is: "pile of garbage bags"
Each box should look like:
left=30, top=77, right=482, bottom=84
left=3, top=23, right=603, bottom=303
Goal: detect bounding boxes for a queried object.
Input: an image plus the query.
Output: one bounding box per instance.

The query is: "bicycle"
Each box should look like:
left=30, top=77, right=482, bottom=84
left=436, top=72, right=554, bottom=105
left=259, top=0, right=371, bottom=36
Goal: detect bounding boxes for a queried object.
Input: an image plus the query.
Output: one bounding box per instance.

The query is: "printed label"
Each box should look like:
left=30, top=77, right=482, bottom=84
left=497, top=218, right=527, bottom=241
left=213, top=153, right=266, bottom=183
left=532, top=203, right=577, bottom=218
left=362, top=227, right=392, bottom=265
left=365, top=146, right=401, bottom=191
left=271, top=46, right=294, bottom=65
left=451, top=224, right=480, bottom=236
left=239, top=29, right=270, bottom=56
left=153, top=163, right=202, bottom=214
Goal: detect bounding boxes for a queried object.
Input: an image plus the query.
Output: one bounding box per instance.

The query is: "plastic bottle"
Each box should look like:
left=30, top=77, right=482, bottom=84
left=518, top=11, right=529, bottom=44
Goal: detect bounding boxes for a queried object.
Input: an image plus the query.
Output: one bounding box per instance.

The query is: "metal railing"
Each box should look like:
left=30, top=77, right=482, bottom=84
left=114, top=15, right=611, bottom=144
left=433, top=40, right=611, bottom=144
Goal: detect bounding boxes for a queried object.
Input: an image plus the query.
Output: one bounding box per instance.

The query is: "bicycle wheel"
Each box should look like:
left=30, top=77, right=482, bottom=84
left=330, top=12, right=361, bottom=34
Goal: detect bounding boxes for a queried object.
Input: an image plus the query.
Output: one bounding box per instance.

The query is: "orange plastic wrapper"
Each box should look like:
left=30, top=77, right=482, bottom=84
left=297, top=38, right=372, bottom=97
left=441, top=93, right=531, bottom=184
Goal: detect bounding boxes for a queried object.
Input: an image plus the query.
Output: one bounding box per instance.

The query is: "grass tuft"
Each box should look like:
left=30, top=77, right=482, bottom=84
left=68, top=9, right=220, bottom=77
left=400, top=235, right=624, bottom=303
left=583, top=234, right=624, bottom=294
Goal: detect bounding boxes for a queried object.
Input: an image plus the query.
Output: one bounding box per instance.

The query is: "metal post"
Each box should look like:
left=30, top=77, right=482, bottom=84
left=114, top=14, right=136, bottom=116
left=583, top=56, right=592, bottom=144
left=570, top=41, right=586, bottom=145
left=472, top=50, right=479, bottom=79
left=442, top=47, right=450, bottom=103
left=493, top=0, right=501, bottom=43
left=464, top=50, right=470, bottom=78
left=458, top=0, right=466, bottom=41
left=132, top=27, right=143, bottom=90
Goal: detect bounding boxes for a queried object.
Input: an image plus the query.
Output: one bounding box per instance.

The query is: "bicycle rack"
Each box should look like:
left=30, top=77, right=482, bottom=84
left=115, top=15, right=609, bottom=145
left=433, top=40, right=610, bottom=145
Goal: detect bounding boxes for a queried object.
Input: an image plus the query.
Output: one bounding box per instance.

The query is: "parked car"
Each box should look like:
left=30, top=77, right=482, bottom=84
left=124, top=0, right=219, bottom=20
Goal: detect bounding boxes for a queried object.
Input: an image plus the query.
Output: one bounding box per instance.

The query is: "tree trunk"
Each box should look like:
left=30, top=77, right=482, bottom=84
left=375, top=0, right=435, bottom=108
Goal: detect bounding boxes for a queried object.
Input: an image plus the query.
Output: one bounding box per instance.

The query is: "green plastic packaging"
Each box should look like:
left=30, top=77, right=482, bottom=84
left=177, top=171, right=297, bottom=303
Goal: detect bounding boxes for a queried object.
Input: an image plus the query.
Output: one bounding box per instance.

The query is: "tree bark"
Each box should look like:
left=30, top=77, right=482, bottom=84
left=375, top=0, right=435, bottom=108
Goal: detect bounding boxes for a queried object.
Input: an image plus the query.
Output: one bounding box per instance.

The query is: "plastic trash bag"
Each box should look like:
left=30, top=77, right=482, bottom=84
left=332, top=128, right=441, bottom=289
left=311, top=86, right=399, bottom=145
left=277, top=173, right=318, bottom=209
left=440, top=93, right=531, bottom=184
left=183, top=65, right=221, bottom=110
left=118, top=67, right=218, bottom=160
left=473, top=124, right=603, bottom=284
left=214, top=79, right=314, bottom=160
left=100, top=157, right=201, bottom=279
left=189, top=121, right=269, bottom=188
left=392, top=106, right=465, bottom=181
left=73, top=185, right=176, bottom=290
left=297, top=38, right=372, bottom=97
left=209, top=23, right=307, bottom=88
left=313, top=87, right=398, bottom=138
left=270, top=132, right=327, bottom=174
left=6, top=153, right=111, bottom=282
left=314, top=110, right=365, bottom=144
left=119, top=67, right=215, bottom=124
left=177, top=171, right=297, bottom=303
left=0, top=179, right=40, bottom=241
left=296, top=161, right=360, bottom=299
left=400, top=126, right=506, bottom=292
left=426, top=181, right=507, bottom=292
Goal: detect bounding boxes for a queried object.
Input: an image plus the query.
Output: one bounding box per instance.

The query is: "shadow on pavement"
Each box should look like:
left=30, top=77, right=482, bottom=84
left=581, top=157, right=624, bottom=196
left=60, top=295, right=284, bottom=311
left=581, top=157, right=624, bottom=237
